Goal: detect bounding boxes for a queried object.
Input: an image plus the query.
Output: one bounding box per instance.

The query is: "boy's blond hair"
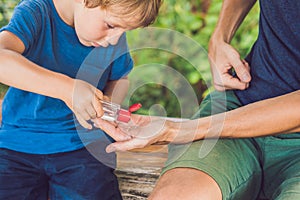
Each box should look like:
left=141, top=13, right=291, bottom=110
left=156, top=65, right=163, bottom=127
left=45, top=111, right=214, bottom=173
left=84, top=0, right=162, bottom=28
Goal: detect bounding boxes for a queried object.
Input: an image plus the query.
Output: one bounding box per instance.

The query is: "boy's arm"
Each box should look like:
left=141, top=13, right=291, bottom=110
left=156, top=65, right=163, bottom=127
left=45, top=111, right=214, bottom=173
left=103, top=77, right=129, bottom=105
left=208, top=0, right=257, bottom=91
left=0, top=31, right=104, bottom=129
left=0, top=31, right=74, bottom=102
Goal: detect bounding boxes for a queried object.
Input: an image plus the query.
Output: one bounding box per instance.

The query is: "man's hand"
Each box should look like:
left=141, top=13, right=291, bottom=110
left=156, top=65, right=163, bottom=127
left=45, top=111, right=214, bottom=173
left=93, top=115, right=168, bottom=152
left=208, top=38, right=251, bottom=91
left=93, top=114, right=201, bottom=152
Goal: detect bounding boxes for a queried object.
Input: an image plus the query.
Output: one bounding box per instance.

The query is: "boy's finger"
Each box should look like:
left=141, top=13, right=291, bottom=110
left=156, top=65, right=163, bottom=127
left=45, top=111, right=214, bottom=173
left=86, top=103, right=97, bottom=119
left=93, top=96, right=103, bottom=118
left=94, top=89, right=103, bottom=100
left=76, top=114, right=92, bottom=129
left=81, top=109, right=92, bottom=121
left=102, top=95, right=111, bottom=101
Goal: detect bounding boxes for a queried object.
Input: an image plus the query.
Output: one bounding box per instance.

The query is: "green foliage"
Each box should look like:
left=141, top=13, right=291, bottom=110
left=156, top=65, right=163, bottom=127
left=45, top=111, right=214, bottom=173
left=0, top=0, right=260, bottom=117
left=126, top=0, right=259, bottom=117
left=0, top=0, right=18, bottom=28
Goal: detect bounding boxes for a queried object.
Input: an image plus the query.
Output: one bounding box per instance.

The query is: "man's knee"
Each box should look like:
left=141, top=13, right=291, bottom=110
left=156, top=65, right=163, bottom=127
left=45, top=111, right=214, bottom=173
left=149, top=168, right=222, bottom=200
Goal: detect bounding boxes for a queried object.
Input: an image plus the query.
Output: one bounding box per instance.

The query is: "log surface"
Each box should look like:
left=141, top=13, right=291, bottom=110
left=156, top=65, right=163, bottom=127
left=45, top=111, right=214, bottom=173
left=116, top=146, right=168, bottom=199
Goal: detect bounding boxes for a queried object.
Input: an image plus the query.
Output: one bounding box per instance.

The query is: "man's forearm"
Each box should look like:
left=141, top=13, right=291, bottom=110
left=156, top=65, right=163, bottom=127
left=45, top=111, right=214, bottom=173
left=211, top=0, right=257, bottom=43
left=194, top=91, right=300, bottom=140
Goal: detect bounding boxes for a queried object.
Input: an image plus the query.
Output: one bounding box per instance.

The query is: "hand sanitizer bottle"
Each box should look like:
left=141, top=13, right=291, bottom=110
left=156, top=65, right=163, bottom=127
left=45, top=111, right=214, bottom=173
left=100, top=100, right=142, bottom=123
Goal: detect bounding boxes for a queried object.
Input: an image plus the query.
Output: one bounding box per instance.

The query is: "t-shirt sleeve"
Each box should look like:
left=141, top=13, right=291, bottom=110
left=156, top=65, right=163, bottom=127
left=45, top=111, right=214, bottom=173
left=109, top=33, right=134, bottom=80
left=0, top=1, right=42, bottom=54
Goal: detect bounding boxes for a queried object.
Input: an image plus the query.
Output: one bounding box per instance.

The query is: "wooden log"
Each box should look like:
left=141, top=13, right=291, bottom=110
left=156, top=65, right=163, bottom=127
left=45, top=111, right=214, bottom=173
left=116, top=146, right=168, bottom=199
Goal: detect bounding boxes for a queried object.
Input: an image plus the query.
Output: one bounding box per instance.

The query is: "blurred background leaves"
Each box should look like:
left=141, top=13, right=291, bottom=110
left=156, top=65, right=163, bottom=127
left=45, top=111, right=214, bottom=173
left=126, top=0, right=259, bottom=117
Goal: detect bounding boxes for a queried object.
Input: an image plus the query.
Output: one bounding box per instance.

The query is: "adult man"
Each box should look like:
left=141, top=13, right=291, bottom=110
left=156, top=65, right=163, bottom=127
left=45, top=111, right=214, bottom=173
left=97, top=0, right=300, bottom=199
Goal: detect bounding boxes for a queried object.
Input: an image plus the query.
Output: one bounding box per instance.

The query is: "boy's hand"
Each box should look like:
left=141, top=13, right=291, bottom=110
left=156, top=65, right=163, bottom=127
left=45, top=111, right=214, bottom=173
left=208, top=40, right=251, bottom=91
left=64, top=79, right=104, bottom=129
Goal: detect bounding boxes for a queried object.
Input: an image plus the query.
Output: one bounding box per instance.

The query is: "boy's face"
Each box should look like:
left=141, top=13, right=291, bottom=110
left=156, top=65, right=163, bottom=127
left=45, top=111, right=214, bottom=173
left=74, top=4, right=134, bottom=47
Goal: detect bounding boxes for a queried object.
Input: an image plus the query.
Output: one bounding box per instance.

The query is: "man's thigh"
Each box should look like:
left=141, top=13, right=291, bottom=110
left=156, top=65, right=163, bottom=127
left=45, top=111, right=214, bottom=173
left=161, top=90, right=262, bottom=199
left=260, top=135, right=300, bottom=200
left=162, top=138, right=263, bottom=200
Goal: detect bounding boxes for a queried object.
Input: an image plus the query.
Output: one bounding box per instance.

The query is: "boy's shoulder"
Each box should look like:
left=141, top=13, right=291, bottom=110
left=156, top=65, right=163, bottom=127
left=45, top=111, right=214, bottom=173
left=17, top=0, right=52, bottom=13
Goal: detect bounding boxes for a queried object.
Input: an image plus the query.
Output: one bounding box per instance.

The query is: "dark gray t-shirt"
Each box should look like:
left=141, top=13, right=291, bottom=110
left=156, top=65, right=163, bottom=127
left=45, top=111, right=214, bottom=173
left=235, top=0, right=300, bottom=105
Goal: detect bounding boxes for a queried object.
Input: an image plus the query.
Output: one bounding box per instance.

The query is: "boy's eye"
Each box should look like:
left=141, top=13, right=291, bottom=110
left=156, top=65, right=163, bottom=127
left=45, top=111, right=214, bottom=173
left=106, top=23, right=115, bottom=29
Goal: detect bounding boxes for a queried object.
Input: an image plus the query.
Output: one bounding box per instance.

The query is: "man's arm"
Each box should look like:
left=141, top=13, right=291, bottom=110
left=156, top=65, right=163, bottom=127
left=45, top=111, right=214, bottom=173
left=131, top=90, right=300, bottom=143
left=208, top=0, right=257, bottom=91
left=211, top=0, right=257, bottom=44
left=191, top=90, right=300, bottom=139
left=95, top=90, right=300, bottom=152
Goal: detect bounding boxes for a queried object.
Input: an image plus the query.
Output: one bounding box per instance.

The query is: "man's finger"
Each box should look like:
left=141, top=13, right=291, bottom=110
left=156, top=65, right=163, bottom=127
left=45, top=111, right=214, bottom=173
left=106, top=139, right=147, bottom=153
left=94, top=118, right=131, bottom=141
left=215, top=75, right=249, bottom=91
left=232, top=60, right=251, bottom=82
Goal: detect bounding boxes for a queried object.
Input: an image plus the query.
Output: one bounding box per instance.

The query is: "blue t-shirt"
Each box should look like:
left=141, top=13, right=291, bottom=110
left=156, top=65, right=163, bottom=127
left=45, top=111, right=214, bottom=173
left=235, top=0, right=300, bottom=105
left=0, top=0, right=133, bottom=154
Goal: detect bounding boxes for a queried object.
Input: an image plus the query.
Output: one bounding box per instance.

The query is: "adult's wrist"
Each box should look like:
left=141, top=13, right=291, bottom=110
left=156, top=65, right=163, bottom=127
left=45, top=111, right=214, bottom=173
left=209, top=32, right=230, bottom=49
left=162, top=120, right=179, bottom=143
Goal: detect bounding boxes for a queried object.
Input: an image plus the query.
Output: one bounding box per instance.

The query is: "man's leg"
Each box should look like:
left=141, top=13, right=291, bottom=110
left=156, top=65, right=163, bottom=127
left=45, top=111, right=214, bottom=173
left=150, top=168, right=222, bottom=200
left=149, top=138, right=262, bottom=200
left=150, top=90, right=262, bottom=200
left=259, top=135, right=300, bottom=200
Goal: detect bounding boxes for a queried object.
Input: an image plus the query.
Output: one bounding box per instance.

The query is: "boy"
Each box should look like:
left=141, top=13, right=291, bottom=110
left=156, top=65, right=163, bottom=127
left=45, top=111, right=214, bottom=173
left=0, top=0, right=161, bottom=199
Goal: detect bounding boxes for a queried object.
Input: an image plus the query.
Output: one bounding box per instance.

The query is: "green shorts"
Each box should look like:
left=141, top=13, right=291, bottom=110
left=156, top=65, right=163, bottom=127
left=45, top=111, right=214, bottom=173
left=162, top=90, right=300, bottom=200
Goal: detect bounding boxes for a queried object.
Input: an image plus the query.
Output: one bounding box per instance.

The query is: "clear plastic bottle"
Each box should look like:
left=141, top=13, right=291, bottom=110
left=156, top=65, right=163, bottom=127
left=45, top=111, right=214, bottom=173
left=100, top=100, right=142, bottom=123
